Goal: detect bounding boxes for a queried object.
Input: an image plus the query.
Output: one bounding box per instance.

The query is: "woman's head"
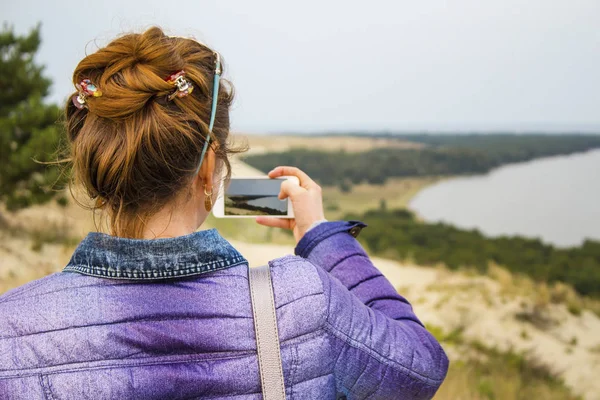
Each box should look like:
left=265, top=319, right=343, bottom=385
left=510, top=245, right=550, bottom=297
left=65, top=26, right=242, bottom=238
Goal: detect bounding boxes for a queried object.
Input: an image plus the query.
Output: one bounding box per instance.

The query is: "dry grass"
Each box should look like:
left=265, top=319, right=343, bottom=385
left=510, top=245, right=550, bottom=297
left=203, top=214, right=295, bottom=246
left=487, top=263, right=600, bottom=318
left=0, top=233, right=74, bottom=294
left=428, top=325, right=580, bottom=400
left=235, top=133, right=425, bottom=155
left=435, top=357, right=580, bottom=400
left=322, top=177, right=440, bottom=220
left=0, top=193, right=94, bottom=295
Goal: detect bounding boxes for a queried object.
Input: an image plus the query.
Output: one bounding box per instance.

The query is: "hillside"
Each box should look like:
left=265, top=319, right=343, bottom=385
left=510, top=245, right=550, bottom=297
left=2, top=198, right=599, bottom=398
left=1, top=154, right=599, bottom=399
left=241, top=133, right=600, bottom=188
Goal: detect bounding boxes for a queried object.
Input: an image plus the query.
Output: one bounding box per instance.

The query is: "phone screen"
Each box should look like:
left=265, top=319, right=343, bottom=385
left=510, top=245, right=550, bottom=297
left=224, top=178, right=287, bottom=216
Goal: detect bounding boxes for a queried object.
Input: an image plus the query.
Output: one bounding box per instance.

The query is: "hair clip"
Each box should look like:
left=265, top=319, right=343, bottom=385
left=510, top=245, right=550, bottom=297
left=166, top=70, right=194, bottom=100
left=194, top=52, right=222, bottom=176
left=72, top=79, right=102, bottom=110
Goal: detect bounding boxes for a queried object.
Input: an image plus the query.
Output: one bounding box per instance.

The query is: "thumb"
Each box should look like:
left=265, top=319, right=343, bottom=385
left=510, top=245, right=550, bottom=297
left=255, top=216, right=293, bottom=229
left=279, top=180, right=305, bottom=200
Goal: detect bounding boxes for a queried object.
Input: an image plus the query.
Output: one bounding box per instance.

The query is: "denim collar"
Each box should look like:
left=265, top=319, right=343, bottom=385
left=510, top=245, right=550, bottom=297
left=63, top=229, right=247, bottom=280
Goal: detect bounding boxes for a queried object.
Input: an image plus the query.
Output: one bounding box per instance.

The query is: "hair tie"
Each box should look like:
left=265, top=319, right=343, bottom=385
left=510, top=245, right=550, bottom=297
left=165, top=70, right=194, bottom=101
left=72, top=79, right=102, bottom=109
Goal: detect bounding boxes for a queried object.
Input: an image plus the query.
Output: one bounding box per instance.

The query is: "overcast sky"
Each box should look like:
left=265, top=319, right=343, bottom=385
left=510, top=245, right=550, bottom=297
left=3, top=0, right=599, bottom=133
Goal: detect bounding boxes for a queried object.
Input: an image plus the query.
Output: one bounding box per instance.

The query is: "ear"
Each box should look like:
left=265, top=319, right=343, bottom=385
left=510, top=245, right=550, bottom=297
left=198, top=146, right=217, bottom=192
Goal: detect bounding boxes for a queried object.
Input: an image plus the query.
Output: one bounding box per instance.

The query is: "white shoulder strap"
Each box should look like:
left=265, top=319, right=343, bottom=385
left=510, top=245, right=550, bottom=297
left=248, top=265, right=286, bottom=400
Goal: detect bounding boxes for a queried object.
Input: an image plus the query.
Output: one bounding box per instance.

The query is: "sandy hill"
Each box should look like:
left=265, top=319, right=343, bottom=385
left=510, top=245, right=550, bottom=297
left=1, top=157, right=599, bottom=399
left=233, top=133, right=425, bottom=155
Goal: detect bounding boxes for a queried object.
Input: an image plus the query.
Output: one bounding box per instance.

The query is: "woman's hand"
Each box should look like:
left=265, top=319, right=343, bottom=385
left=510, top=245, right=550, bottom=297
left=255, top=166, right=325, bottom=243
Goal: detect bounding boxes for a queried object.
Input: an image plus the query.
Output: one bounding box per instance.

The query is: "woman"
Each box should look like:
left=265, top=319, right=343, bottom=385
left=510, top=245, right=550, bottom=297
left=0, top=27, right=448, bottom=399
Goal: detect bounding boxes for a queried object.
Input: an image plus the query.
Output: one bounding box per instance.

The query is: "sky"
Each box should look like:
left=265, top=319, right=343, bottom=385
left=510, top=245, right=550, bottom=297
left=227, top=179, right=284, bottom=196
left=2, top=0, right=599, bottom=134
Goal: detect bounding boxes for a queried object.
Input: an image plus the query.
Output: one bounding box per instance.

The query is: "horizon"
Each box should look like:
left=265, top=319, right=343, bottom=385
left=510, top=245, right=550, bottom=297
left=237, top=129, right=600, bottom=136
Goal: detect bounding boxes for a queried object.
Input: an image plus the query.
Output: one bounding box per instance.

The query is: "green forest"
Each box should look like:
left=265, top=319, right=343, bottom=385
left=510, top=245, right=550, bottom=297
left=244, top=134, right=600, bottom=188
left=346, top=208, right=600, bottom=298
left=0, top=25, right=66, bottom=211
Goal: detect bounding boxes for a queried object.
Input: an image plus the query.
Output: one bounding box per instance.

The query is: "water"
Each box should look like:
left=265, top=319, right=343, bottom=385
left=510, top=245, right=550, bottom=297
left=247, top=197, right=288, bottom=212
left=409, top=149, right=600, bottom=247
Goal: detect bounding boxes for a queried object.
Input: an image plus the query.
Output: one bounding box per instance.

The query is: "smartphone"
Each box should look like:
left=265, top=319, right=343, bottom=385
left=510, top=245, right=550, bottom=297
left=212, top=176, right=299, bottom=218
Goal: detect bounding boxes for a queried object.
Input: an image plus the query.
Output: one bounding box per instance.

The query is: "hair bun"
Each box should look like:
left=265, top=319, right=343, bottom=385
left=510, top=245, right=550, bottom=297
left=64, top=26, right=243, bottom=238
left=71, top=27, right=187, bottom=119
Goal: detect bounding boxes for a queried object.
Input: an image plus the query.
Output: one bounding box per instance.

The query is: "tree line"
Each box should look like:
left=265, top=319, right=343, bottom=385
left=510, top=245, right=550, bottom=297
left=243, top=134, right=600, bottom=189
left=345, top=208, right=600, bottom=298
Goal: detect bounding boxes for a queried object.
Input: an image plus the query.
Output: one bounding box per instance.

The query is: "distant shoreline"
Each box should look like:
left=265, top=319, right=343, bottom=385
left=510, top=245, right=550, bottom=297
left=409, top=148, right=600, bottom=218
left=409, top=149, right=600, bottom=247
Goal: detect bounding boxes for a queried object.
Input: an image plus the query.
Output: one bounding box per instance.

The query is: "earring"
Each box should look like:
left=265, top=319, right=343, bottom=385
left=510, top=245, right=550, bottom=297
left=204, top=185, right=213, bottom=212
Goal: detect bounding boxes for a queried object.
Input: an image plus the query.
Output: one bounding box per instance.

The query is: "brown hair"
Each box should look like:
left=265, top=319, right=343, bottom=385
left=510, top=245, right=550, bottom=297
left=64, top=26, right=244, bottom=238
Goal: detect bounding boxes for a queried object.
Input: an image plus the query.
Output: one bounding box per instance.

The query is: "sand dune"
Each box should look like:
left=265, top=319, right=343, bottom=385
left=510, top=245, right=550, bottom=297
left=231, top=238, right=600, bottom=400
left=232, top=133, right=425, bottom=156
left=1, top=158, right=599, bottom=399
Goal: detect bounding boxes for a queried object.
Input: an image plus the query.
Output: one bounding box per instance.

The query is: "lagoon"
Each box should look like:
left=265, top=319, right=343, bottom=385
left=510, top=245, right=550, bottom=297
left=409, top=149, right=600, bottom=247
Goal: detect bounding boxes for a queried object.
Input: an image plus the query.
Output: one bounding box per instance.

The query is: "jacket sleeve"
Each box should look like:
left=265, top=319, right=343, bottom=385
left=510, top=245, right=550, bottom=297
left=295, top=221, right=449, bottom=399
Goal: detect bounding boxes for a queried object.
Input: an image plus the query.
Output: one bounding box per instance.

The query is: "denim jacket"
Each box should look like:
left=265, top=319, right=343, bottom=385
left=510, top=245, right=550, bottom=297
left=0, top=221, right=448, bottom=399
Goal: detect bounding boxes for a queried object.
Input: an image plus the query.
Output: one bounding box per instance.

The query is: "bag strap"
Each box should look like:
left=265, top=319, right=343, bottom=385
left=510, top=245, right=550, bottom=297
left=249, top=265, right=286, bottom=400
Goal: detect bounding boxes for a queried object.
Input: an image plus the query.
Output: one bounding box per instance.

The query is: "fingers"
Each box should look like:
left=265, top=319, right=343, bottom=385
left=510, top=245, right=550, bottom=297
left=278, top=180, right=306, bottom=200
left=255, top=216, right=293, bottom=230
left=258, top=166, right=323, bottom=243
left=269, top=166, right=317, bottom=189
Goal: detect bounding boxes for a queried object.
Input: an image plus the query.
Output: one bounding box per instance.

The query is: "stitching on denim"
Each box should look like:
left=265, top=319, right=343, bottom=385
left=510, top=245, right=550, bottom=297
left=66, top=251, right=246, bottom=265
left=323, top=322, right=444, bottom=386
left=63, top=258, right=247, bottom=281
left=63, top=262, right=237, bottom=279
